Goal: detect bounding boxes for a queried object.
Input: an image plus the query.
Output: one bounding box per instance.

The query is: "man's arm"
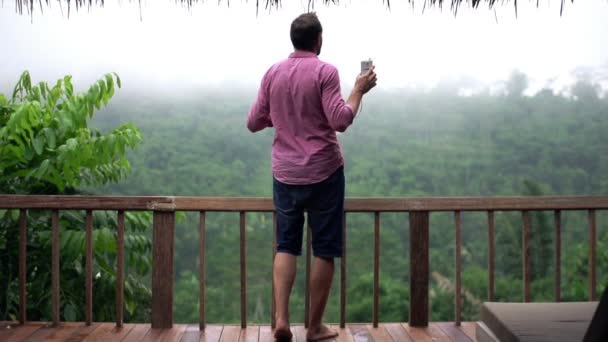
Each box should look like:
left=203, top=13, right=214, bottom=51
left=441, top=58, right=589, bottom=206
left=247, top=71, right=273, bottom=133
left=347, top=65, right=377, bottom=114
left=321, top=65, right=377, bottom=132
left=321, top=66, right=356, bottom=132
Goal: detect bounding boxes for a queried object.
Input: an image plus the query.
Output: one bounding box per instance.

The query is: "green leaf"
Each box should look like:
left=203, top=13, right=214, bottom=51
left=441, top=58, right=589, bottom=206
left=32, top=135, right=44, bottom=155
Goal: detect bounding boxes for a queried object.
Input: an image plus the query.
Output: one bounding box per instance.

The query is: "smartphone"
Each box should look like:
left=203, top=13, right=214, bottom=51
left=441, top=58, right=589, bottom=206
left=361, top=59, right=373, bottom=75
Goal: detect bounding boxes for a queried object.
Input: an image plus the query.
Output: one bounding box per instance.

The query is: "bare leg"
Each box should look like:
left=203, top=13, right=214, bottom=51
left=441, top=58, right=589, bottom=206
left=306, top=257, right=338, bottom=341
left=274, top=252, right=297, bottom=340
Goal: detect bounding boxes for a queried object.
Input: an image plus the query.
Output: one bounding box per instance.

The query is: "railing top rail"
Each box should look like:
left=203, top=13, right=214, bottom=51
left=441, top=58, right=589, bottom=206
left=1, top=195, right=608, bottom=211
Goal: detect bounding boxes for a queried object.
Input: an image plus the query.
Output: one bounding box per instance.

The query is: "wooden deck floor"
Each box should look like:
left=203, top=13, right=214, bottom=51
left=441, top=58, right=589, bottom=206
left=0, top=322, right=477, bottom=341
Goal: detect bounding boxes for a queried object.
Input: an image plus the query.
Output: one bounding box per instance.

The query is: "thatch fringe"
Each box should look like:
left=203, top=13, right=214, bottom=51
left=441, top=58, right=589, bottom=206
left=9, top=0, right=574, bottom=17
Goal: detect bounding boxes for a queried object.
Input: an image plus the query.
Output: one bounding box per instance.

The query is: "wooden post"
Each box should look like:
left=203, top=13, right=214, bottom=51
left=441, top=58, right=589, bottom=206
left=409, top=211, right=429, bottom=327
left=52, top=210, right=60, bottom=327
left=522, top=211, right=531, bottom=302
left=116, top=211, right=125, bottom=328
left=373, top=212, right=380, bottom=328
left=19, top=209, right=27, bottom=324
left=240, top=211, right=247, bottom=329
left=85, top=210, right=93, bottom=325
left=199, top=211, right=206, bottom=331
left=488, top=211, right=495, bottom=302
left=152, top=211, right=175, bottom=329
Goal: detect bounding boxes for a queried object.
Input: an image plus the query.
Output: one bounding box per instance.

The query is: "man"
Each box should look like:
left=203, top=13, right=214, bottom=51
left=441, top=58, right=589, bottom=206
left=247, top=12, right=377, bottom=341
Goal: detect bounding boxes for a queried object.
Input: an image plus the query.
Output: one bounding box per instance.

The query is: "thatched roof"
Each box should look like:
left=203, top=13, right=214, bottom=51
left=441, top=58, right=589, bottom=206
left=10, top=0, right=575, bottom=17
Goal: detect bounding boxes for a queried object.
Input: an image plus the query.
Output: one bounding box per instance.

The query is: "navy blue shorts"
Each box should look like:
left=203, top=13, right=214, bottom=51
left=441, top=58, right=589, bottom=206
left=273, top=166, right=345, bottom=258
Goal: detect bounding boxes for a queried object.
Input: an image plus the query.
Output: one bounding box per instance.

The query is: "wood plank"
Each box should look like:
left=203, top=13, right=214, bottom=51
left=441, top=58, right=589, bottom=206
left=240, top=211, right=247, bottom=329
left=178, top=325, right=200, bottom=342
left=121, top=324, right=151, bottom=342
left=239, top=326, right=259, bottom=342
left=340, top=214, right=347, bottom=328
left=589, top=209, right=597, bottom=301
left=219, top=325, right=240, bottom=342
left=51, top=210, right=60, bottom=326
left=82, top=323, right=135, bottom=341
left=85, top=210, right=94, bottom=325
left=23, top=325, right=60, bottom=341
left=426, top=324, right=451, bottom=342
left=141, top=328, right=164, bottom=342
left=522, top=211, right=531, bottom=302
left=330, top=324, right=354, bottom=342
left=116, top=211, right=125, bottom=327
left=158, top=324, right=188, bottom=341
left=5, top=195, right=608, bottom=212
left=366, top=324, right=392, bottom=342
left=554, top=210, right=561, bottom=302
left=436, top=322, right=472, bottom=342
left=0, top=195, right=174, bottom=210
left=19, top=209, right=27, bottom=324
left=409, top=212, right=429, bottom=327
left=455, top=211, right=462, bottom=326
left=200, top=325, right=223, bottom=342
left=171, top=196, right=608, bottom=211
left=258, top=326, right=273, bottom=342
left=373, top=212, right=380, bottom=328
left=152, top=211, right=175, bottom=329
left=41, top=322, right=90, bottom=341
left=200, top=212, right=206, bottom=330
left=459, top=322, right=477, bottom=341
left=64, top=323, right=102, bottom=342
left=349, top=324, right=372, bottom=342
left=294, top=325, right=307, bottom=342
left=384, top=323, right=413, bottom=342
left=1, top=323, right=44, bottom=341
left=487, top=211, right=495, bottom=301
left=401, top=323, right=432, bottom=342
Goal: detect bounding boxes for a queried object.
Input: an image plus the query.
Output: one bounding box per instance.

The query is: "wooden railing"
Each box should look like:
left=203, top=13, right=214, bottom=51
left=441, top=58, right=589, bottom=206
left=1, top=195, right=607, bottom=330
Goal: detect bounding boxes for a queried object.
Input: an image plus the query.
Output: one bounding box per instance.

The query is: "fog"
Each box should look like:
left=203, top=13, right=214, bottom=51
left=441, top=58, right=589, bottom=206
left=1, top=0, right=608, bottom=95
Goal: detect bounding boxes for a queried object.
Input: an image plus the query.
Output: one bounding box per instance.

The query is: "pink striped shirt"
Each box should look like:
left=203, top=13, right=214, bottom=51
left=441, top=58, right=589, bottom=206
left=247, top=50, right=355, bottom=185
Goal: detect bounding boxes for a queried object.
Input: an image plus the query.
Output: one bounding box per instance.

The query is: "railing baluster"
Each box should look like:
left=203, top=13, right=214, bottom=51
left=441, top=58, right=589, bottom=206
left=199, top=211, right=206, bottom=331
left=116, top=211, right=125, bottom=328
left=52, top=209, right=60, bottom=326
left=488, top=210, right=495, bottom=301
left=305, top=222, right=311, bottom=328
left=409, top=211, right=429, bottom=327
left=589, top=209, right=597, bottom=301
left=554, top=210, right=561, bottom=302
left=373, top=212, right=380, bottom=328
left=240, top=211, right=247, bottom=328
left=271, top=211, right=277, bottom=330
left=340, top=212, right=347, bottom=329
left=19, top=209, right=27, bottom=324
left=85, top=210, right=93, bottom=325
left=152, top=211, right=175, bottom=329
left=455, top=211, right=462, bottom=326
left=522, top=211, right=531, bottom=302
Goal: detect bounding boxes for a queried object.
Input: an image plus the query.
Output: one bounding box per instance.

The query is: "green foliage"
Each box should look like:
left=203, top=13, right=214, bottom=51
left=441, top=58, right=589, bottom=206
left=0, top=71, right=140, bottom=193
left=0, top=71, right=149, bottom=323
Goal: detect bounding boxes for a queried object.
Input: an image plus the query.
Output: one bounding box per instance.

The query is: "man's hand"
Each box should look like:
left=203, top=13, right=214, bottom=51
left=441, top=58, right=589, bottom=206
left=354, top=65, right=377, bottom=95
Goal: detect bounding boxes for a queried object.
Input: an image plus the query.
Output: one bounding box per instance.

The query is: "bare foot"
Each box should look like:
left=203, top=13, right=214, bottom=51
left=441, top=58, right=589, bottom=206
left=306, top=324, right=338, bottom=341
left=274, top=319, right=293, bottom=341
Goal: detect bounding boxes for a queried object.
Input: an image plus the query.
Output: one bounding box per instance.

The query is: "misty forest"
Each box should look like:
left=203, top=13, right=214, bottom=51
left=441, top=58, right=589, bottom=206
left=0, top=68, right=607, bottom=326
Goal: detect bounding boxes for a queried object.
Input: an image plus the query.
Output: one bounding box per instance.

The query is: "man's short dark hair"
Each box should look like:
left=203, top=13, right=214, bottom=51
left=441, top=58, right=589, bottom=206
left=290, top=13, right=323, bottom=51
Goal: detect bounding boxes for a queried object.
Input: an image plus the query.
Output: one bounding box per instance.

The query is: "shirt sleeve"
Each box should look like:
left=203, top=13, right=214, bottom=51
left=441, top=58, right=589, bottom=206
left=320, top=65, right=355, bottom=133
left=247, top=68, right=273, bottom=133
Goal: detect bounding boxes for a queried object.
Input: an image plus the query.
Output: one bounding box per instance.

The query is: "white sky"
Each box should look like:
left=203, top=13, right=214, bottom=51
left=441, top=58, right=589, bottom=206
left=1, top=0, right=608, bottom=93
